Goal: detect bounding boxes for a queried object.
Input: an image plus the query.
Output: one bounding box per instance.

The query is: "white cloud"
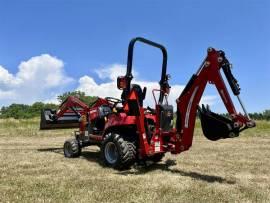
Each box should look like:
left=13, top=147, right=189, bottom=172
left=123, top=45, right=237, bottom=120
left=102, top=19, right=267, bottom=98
left=0, top=65, right=21, bottom=89
left=43, top=95, right=60, bottom=105
left=95, top=64, right=127, bottom=81
left=77, top=64, right=218, bottom=109
left=0, top=90, right=15, bottom=99
left=0, top=59, right=218, bottom=109
left=0, top=54, right=73, bottom=105
left=77, top=75, right=122, bottom=100
left=94, top=64, right=138, bottom=81
left=200, top=95, right=218, bottom=106
left=16, top=54, right=73, bottom=88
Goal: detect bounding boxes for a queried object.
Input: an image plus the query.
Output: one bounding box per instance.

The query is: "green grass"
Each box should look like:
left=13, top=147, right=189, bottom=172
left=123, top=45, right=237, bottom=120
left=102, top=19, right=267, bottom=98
left=1, top=118, right=269, bottom=137
left=0, top=118, right=73, bottom=137
left=0, top=118, right=269, bottom=202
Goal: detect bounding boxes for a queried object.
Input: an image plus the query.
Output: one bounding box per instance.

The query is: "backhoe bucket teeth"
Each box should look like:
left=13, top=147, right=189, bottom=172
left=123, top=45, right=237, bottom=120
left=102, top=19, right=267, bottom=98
left=40, top=109, right=79, bottom=130
left=198, top=105, right=239, bottom=141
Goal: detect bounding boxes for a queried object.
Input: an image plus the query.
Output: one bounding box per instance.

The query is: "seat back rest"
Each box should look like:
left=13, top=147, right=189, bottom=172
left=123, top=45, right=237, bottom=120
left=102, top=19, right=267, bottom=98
left=131, top=84, right=146, bottom=107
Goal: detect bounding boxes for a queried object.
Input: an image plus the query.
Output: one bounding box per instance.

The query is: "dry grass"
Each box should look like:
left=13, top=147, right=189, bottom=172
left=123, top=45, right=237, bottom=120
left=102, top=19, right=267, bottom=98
left=0, top=119, right=270, bottom=202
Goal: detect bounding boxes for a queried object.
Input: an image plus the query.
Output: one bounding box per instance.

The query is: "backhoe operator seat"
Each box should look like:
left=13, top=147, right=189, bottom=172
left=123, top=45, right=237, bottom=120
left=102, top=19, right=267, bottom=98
left=121, top=84, right=146, bottom=107
left=131, top=84, right=146, bottom=107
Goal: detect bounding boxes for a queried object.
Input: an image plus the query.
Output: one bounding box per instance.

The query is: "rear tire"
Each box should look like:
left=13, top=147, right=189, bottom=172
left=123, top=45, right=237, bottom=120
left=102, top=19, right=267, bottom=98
left=64, top=139, right=81, bottom=158
left=101, top=133, right=136, bottom=170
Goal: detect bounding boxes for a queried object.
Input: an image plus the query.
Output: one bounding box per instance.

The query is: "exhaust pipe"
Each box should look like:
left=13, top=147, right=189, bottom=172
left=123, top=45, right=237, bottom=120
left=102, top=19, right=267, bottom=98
left=40, top=109, right=80, bottom=130
left=198, top=105, right=239, bottom=141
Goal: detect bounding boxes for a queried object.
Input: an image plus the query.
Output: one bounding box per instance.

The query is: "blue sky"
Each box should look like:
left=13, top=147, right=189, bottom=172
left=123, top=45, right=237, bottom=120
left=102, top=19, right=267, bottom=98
left=0, top=0, right=269, bottom=113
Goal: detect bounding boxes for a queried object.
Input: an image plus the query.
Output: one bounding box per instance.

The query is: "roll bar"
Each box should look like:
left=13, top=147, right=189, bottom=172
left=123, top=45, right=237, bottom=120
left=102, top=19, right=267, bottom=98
left=125, top=37, right=168, bottom=103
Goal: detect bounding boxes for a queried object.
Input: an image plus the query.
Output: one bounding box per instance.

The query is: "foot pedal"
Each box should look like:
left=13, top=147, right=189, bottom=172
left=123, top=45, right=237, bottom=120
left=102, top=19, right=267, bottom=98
left=198, top=105, right=239, bottom=141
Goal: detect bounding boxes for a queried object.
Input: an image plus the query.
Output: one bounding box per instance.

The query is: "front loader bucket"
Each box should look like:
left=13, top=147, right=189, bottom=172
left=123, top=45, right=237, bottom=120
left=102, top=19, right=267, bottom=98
left=198, top=105, right=239, bottom=141
left=40, top=109, right=80, bottom=130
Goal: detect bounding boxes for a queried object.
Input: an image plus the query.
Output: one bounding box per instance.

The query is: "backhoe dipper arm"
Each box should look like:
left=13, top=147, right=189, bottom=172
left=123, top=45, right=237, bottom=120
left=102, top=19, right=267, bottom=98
left=174, top=48, right=255, bottom=153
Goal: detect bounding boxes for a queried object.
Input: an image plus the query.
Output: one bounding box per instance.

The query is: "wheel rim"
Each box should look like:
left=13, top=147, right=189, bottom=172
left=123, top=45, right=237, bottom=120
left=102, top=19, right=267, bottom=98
left=64, top=142, right=72, bottom=156
left=104, top=142, right=118, bottom=164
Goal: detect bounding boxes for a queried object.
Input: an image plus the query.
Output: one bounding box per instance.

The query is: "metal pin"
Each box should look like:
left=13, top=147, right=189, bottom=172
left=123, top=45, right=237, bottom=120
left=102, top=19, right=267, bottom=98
left=218, top=57, right=223, bottom=63
left=205, top=61, right=210, bottom=67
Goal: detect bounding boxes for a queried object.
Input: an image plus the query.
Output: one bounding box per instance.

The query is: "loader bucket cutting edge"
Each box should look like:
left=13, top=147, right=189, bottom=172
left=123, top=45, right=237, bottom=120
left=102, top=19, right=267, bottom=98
left=198, top=105, right=239, bottom=141
left=40, top=109, right=80, bottom=130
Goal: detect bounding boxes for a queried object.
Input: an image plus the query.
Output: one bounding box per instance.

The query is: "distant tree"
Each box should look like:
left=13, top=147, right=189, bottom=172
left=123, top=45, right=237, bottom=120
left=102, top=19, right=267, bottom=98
left=0, top=104, right=31, bottom=119
left=0, top=91, right=98, bottom=119
left=263, top=110, right=270, bottom=120
left=31, top=102, right=45, bottom=113
left=249, top=110, right=270, bottom=121
left=0, top=102, right=59, bottom=119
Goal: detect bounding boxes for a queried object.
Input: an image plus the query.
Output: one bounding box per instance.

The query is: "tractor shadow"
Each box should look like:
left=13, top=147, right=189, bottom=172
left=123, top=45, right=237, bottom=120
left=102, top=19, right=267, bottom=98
left=117, top=159, right=236, bottom=185
left=37, top=147, right=103, bottom=164
left=36, top=148, right=235, bottom=184
left=80, top=151, right=101, bottom=163
left=37, top=147, right=63, bottom=154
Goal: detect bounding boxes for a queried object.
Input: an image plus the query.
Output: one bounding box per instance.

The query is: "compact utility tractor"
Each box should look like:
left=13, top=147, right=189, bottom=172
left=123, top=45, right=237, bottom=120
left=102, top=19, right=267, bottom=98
left=40, top=37, right=255, bottom=169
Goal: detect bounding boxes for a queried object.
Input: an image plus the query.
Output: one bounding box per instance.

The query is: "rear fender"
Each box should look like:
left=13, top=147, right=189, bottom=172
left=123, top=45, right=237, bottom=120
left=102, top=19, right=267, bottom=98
left=103, top=113, right=137, bottom=137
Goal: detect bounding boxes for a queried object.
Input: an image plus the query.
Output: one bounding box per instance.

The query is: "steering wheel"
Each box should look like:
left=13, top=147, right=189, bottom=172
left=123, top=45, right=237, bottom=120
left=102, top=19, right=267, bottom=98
left=105, top=97, right=122, bottom=107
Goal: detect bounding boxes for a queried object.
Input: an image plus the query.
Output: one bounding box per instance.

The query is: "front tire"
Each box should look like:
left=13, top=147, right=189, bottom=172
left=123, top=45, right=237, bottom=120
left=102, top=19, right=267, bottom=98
left=64, top=139, right=81, bottom=158
left=101, top=133, right=136, bottom=170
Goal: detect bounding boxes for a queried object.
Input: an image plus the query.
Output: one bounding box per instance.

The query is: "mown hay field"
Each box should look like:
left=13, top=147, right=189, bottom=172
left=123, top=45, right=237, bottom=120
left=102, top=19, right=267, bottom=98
left=0, top=119, right=269, bottom=203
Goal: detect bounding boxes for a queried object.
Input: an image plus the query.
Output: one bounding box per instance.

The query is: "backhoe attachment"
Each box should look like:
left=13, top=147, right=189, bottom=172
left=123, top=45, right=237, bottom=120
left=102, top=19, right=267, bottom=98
left=197, top=49, right=255, bottom=141
left=175, top=47, right=255, bottom=153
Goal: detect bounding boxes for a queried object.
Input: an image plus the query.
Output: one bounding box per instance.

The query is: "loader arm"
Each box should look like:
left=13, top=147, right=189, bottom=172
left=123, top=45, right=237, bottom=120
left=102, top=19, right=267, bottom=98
left=56, top=96, right=89, bottom=118
left=174, top=48, right=255, bottom=153
left=40, top=96, right=89, bottom=130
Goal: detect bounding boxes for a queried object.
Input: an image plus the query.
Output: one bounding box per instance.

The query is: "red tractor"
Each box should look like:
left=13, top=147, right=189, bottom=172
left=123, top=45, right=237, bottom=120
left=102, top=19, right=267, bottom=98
left=40, top=37, right=255, bottom=169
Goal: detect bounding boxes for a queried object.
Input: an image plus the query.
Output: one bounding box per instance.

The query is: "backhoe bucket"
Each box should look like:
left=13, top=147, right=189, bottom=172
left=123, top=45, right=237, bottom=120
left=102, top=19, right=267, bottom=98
left=198, top=105, right=239, bottom=141
left=40, top=109, right=79, bottom=130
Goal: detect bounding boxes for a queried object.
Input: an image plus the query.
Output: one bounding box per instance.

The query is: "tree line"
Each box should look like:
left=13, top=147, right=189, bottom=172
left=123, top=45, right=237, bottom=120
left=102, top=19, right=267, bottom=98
left=0, top=91, right=269, bottom=120
left=249, top=110, right=270, bottom=120
left=0, top=91, right=97, bottom=119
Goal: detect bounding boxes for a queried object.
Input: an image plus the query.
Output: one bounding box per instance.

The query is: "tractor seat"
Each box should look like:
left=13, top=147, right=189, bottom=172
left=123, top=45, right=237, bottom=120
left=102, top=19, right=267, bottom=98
left=131, top=84, right=146, bottom=107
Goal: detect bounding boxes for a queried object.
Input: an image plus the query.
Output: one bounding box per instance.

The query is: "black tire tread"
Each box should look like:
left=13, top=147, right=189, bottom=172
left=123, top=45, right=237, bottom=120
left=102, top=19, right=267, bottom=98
left=102, top=133, right=136, bottom=169
left=64, top=138, right=81, bottom=158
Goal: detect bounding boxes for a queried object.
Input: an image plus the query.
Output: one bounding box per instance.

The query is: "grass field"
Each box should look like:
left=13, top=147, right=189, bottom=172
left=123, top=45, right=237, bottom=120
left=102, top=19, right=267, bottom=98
left=0, top=119, right=270, bottom=203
